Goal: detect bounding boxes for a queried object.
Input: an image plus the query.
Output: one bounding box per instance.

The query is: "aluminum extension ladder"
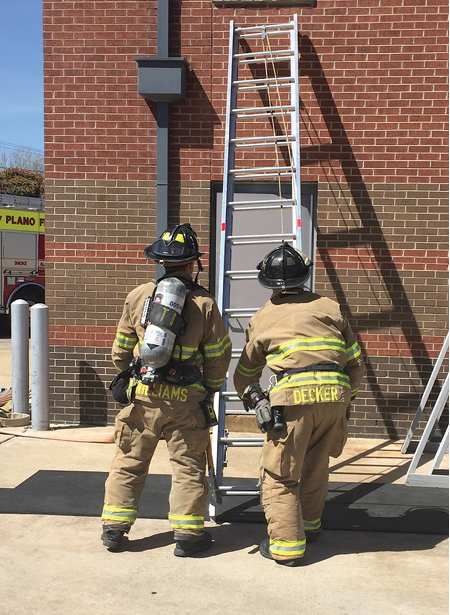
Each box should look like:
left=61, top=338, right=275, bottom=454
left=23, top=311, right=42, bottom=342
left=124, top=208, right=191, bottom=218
left=210, top=15, right=304, bottom=518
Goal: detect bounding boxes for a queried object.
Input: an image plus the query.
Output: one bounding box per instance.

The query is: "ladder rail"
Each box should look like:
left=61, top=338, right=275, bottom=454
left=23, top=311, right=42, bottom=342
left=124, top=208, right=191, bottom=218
left=291, top=13, right=302, bottom=251
left=214, top=19, right=239, bottom=487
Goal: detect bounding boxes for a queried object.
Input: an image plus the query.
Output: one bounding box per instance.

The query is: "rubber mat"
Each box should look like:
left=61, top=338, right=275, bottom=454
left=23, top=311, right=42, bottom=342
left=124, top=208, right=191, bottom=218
left=0, top=471, right=448, bottom=535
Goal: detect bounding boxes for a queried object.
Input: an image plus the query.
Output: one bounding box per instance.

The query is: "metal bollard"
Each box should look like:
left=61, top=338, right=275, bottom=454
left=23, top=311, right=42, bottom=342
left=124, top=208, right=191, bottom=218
left=11, top=299, right=30, bottom=415
left=30, top=303, right=50, bottom=431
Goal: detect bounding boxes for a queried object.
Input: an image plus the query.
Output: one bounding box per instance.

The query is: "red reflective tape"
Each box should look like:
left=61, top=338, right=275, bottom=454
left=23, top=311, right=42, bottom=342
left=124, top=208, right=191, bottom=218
left=221, top=222, right=226, bottom=231
left=297, top=219, right=302, bottom=227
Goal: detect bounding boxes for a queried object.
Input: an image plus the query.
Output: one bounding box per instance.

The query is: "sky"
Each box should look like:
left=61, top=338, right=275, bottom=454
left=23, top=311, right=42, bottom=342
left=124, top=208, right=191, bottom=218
left=0, top=0, right=44, bottom=154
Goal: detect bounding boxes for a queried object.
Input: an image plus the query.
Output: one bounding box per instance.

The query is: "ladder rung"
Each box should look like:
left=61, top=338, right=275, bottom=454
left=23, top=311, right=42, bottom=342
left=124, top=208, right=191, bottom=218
left=231, top=135, right=294, bottom=144
left=227, top=236, right=295, bottom=246
left=221, top=391, right=242, bottom=399
left=233, top=142, right=292, bottom=150
left=227, top=273, right=258, bottom=280
left=220, top=437, right=265, bottom=447
left=235, top=111, right=292, bottom=120
left=225, top=309, right=258, bottom=318
left=219, top=488, right=261, bottom=496
left=234, top=76, right=294, bottom=90
left=232, top=105, right=294, bottom=115
left=230, top=165, right=295, bottom=175
left=230, top=171, right=294, bottom=179
left=229, top=198, right=295, bottom=206
left=228, top=205, right=290, bottom=212
left=235, top=23, right=294, bottom=35
left=239, top=55, right=294, bottom=65
left=228, top=232, right=295, bottom=241
left=234, top=49, right=294, bottom=61
left=233, top=141, right=293, bottom=150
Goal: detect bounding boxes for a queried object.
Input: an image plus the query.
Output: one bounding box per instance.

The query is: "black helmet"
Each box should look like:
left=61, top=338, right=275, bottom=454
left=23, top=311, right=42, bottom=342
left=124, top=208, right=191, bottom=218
left=257, top=243, right=312, bottom=289
left=144, top=223, right=204, bottom=264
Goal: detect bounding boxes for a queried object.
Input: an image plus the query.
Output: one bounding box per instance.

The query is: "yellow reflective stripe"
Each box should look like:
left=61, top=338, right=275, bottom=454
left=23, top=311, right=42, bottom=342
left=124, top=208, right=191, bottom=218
left=179, top=347, right=197, bottom=360
left=102, top=506, right=138, bottom=524
left=269, top=539, right=306, bottom=557
left=346, top=341, right=362, bottom=361
left=115, top=332, right=138, bottom=349
left=304, top=518, right=321, bottom=531
left=351, top=386, right=359, bottom=396
left=203, top=376, right=224, bottom=388
left=170, top=345, right=198, bottom=361
left=272, top=372, right=351, bottom=392
left=267, top=337, right=346, bottom=365
left=190, top=382, right=206, bottom=391
left=204, top=335, right=232, bottom=358
left=168, top=514, right=204, bottom=529
left=236, top=362, right=262, bottom=378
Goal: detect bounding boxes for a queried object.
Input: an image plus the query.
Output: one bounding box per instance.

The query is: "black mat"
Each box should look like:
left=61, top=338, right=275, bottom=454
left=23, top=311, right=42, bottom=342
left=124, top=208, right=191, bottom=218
left=0, top=471, right=448, bottom=535
left=214, top=479, right=449, bottom=535
left=0, top=471, right=171, bottom=519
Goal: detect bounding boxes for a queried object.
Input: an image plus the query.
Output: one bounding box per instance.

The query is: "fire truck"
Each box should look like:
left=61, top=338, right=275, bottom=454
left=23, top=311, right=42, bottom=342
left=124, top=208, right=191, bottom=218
left=0, top=193, right=45, bottom=313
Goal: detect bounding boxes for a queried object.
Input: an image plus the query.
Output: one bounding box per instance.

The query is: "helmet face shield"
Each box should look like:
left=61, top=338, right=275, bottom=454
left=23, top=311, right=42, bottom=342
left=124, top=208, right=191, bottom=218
left=144, top=223, right=204, bottom=263
left=257, top=243, right=312, bottom=289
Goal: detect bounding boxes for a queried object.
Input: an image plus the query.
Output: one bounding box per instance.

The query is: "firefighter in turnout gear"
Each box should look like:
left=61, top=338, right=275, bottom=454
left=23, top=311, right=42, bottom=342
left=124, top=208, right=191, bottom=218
left=234, top=244, right=366, bottom=566
left=102, top=224, right=232, bottom=556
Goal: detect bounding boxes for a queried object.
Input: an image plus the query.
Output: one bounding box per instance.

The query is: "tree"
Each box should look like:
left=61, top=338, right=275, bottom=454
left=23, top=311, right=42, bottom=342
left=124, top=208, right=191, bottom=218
left=0, top=148, right=44, bottom=174
left=0, top=168, right=44, bottom=198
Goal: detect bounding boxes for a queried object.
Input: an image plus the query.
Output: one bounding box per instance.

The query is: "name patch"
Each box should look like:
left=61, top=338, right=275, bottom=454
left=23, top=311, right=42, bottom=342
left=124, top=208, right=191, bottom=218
left=293, top=386, right=338, bottom=404
left=137, top=382, right=188, bottom=402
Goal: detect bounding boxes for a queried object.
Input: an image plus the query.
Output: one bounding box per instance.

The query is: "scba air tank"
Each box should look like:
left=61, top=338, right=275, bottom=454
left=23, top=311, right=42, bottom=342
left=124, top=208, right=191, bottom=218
left=140, top=277, right=187, bottom=370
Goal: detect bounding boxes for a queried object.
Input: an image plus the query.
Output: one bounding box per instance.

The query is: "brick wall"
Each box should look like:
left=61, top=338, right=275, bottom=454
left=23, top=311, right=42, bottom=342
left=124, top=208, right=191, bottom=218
left=43, top=0, right=448, bottom=438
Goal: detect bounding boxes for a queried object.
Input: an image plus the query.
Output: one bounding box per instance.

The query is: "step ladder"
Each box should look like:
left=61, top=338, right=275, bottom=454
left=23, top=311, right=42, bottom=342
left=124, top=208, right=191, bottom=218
left=403, top=333, right=449, bottom=488
left=211, top=15, right=306, bottom=518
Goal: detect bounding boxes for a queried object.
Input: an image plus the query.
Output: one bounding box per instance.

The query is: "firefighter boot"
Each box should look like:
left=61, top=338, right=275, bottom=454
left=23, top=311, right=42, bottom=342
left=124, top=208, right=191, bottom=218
left=101, top=529, right=125, bottom=551
left=305, top=529, right=321, bottom=543
left=259, top=539, right=303, bottom=567
left=174, top=531, right=213, bottom=557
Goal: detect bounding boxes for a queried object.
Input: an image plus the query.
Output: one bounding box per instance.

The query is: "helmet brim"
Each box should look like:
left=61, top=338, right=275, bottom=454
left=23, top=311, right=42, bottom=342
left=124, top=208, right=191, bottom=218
left=143, top=243, right=204, bottom=263
left=257, top=270, right=311, bottom=289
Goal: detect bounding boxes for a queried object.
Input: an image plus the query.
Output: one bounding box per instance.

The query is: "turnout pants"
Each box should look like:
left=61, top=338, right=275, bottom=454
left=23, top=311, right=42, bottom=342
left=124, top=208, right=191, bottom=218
left=261, top=401, right=348, bottom=561
left=102, top=396, right=210, bottom=537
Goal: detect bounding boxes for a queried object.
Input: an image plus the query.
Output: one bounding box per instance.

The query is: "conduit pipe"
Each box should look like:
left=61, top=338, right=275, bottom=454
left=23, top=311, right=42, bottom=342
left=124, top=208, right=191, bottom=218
left=135, top=0, right=189, bottom=278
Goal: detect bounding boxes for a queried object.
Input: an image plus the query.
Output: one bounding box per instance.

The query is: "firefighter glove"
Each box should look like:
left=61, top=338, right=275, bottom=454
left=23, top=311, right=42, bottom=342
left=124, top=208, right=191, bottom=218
left=242, top=384, right=273, bottom=433
left=254, top=396, right=274, bottom=433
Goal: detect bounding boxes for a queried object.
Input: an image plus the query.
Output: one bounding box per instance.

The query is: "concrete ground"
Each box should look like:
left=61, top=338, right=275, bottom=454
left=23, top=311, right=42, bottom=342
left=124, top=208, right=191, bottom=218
left=0, top=330, right=448, bottom=615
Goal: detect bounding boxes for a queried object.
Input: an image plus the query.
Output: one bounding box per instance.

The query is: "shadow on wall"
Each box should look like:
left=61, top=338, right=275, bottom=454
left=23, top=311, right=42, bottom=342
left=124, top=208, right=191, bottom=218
left=78, top=361, right=108, bottom=426
left=296, top=35, right=445, bottom=438
left=238, top=33, right=443, bottom=437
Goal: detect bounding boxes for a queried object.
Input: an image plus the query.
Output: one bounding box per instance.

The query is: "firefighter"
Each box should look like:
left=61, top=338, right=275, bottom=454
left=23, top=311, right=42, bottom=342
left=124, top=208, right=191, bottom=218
left=233, top=243, right=366, bottom=566
left=102, top=223, right=231, bottom=556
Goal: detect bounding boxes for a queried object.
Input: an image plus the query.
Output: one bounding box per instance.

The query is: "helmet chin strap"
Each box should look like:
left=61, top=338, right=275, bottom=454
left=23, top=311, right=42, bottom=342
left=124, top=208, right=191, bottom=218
left=195, top=259, right=204, bottom=283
